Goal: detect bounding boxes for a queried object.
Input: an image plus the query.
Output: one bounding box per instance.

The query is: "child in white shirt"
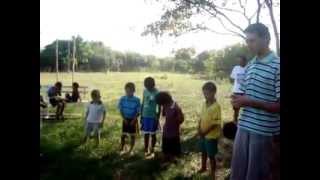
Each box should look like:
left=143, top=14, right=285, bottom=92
left=230, top=55, right=247, bottom=122
left=82, top=89, right=106, bottom=145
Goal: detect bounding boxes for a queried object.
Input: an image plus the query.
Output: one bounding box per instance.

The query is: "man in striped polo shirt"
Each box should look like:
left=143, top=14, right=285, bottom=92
left=230, top=23, right=280, bottom=180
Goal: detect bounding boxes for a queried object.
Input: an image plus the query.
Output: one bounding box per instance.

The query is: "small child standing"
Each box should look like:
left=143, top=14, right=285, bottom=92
left=141, top=77, right=161, bottom=157
left=230, top=55, right=247, bottom=123
left=197, top=82, right=222, bottom=180
left=118, top=82, right=141, bottom=155
left=82, top=89, right=106, bottom=146
left=65, top=82, right=81, bottom=103
left=155, top=91, right=184, bottom=162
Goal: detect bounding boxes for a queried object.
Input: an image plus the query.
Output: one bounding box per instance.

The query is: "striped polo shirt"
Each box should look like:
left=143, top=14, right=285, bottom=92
left=238, top=51, right=280, bottom=136
left=118, top=95, right=141, bottom=119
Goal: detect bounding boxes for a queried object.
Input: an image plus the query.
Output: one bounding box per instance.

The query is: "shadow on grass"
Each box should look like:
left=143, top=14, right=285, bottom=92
left=41, top=139, right=168, bottom=180
left=181, top=136, right=199, bottom=155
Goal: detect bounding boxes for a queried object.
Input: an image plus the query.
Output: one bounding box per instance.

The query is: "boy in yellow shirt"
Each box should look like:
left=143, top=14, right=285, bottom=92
left=197, top=82, right=221, bottom=180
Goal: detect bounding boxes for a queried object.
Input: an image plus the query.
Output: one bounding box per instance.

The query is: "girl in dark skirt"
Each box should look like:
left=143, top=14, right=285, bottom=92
left=155, top=91, right=184, bottom=162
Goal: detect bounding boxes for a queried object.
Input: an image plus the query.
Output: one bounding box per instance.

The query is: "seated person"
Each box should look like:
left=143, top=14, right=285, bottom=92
left=47, top=82, right=66, bottom=120
left=65, top=82, right=81, bottom=103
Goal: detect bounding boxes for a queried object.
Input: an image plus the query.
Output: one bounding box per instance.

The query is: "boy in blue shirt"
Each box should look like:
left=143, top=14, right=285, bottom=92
left=118, top=82, right=141, bottom=155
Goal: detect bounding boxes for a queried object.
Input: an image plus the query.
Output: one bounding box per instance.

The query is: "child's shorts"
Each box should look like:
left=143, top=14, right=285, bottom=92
left=49, top=98, right=58, bottom=107
left=85, top=122, right=102, bottom=136
left=140, top=117, right=159, bottom=134
left=162, top=136, right=181, bottom=156
left=122, top=118, right=137, bottom=135
left=199, top=137, right=218, bottom=158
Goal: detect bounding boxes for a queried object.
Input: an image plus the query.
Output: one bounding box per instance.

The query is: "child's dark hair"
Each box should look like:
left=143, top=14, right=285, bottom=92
left=223, top=122, right=237, bottom=140
left=125, top=82, right=135, bottom=92
left=155, top=91, right=172, bottom=105
left=90, top=89, right=102, bottom=104
left=202, top=81, right=217, bottom=93
left=72, top=82, right=79, bottom=88
left=144, top=77, right=155, bottom=89
left=55, top=81, right=62, bottom=88
left=237, top=55, right=247, bottom=62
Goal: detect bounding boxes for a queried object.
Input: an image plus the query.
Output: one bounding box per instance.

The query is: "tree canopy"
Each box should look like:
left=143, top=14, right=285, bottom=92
left=40, top=35, right=253, bottom=79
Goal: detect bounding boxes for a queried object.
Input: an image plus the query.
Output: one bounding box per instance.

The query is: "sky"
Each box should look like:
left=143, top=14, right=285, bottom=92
left=40, top=0, right=280, bottom=57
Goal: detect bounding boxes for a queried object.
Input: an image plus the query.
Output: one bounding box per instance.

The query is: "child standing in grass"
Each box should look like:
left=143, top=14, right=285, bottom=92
left=82, top=89, right=106, bottom=146
left=155, top=91, right=184, bottom=162
left=118, top=82, right=141, bottom=155
left=197, top=82, right=221, bottom=180
left=141, top=77, right=161, bottom=157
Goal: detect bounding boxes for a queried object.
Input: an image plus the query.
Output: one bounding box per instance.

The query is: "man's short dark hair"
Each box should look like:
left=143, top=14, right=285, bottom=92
left=144, top=77, right=155, bottom=89
left=244, top=23, right=271, bottom=43
left=125, top=82, right=135, bottom=91
left=155, top=91, right=172, bottom=105
left=202, top=82, right=217, bottom=93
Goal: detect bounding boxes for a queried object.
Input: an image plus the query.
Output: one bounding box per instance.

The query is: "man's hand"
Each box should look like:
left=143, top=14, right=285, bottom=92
left=231, top=94, right=280, bottom=113
left=231, top=95, right=251, bottom=108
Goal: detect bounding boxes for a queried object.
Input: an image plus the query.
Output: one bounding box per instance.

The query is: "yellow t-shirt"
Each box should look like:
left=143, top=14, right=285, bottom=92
left=200, top=101, right=222, bottom=139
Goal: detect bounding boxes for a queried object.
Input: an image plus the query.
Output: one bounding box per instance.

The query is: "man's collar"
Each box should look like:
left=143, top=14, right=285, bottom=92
left=253, top=51, right=277, bottom=64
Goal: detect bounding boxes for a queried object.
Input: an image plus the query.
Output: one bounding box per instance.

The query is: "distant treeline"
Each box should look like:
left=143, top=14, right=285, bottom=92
left=40, top=35, right=253, bottom=78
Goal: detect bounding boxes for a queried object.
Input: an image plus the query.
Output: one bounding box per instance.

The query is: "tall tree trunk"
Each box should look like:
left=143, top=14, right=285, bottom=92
left=55, top=40, right=59, bottom=81
left=72, top=38, right=76, bottom=83
left=67, top=40, right=71, bottom=72
left=265, top=0, right=280, bottom=56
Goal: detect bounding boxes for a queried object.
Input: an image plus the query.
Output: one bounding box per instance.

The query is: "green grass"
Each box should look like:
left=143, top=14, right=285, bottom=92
left=40, top=72, right=233, bottom=180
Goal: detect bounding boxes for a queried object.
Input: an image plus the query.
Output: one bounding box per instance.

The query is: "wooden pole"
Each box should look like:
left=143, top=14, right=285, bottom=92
left=67, top=40, right=70, bottom=73
left=56, top=39, right=59, bottom=81
left=72, top=37, right=76, bottom=83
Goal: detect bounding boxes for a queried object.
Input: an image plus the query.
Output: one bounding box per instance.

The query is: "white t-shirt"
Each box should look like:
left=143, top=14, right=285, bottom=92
left=230, top=65, right=246, bottom=93
left=86, top=103, right=106, bottom=123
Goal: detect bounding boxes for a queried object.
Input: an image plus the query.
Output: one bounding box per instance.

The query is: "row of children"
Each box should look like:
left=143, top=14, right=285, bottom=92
left=81, top=76, right=224, bottom=180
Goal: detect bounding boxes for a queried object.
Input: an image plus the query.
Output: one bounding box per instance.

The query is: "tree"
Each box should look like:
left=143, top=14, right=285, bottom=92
left=203, top=43, right=254, bottom=78
left=173, top=47, right=196, bottom=72
left=193, top=50, right=209, bottom=73
left=142, top=0, right=280, bottom=55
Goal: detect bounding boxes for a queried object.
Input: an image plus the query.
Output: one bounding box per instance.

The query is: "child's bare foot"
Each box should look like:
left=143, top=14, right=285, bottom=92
left=129, top=150, right=134, bottom=156
left=197, top=168, right=207, bottom=174
left=119, top=150, right=126, bottom=156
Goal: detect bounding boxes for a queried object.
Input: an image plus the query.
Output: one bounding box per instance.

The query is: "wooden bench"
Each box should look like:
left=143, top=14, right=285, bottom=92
left=61, top=85, right=89, bottom=99
left=41, top=85, right=89, bottom=101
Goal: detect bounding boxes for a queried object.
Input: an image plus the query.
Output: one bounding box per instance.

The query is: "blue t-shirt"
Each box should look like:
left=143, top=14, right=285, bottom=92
left=118, top=95, right=141, bottom=119
left=47, top=86, right=60, bottom=98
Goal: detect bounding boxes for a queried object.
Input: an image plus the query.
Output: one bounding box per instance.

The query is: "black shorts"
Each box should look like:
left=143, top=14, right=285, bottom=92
left=49, top=98, right=64, bottom=107
left=65, top=94, right=79, bottom=103
left=49, top=98, right=58, bottom=107
left=122, top=119, right=137, bottom=135
left=162, top=136, right=181, bottom=156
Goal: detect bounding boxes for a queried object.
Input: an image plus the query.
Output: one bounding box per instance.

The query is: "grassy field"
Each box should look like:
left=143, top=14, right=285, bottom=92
left=40, top=72, right=234, bottom=180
